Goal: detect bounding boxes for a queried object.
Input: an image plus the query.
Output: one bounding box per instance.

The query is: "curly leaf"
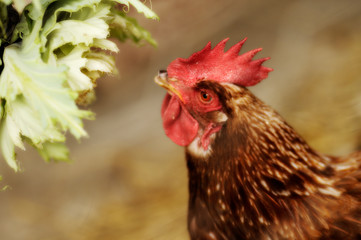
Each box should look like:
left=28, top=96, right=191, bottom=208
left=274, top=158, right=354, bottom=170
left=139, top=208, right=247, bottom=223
left=0, top=114, right=20, bottom=171
left=37, top=141, right=70, bottom=162
left=110, top=10, right=156, bottom=46
left=112, top=0, right=158, bottom=20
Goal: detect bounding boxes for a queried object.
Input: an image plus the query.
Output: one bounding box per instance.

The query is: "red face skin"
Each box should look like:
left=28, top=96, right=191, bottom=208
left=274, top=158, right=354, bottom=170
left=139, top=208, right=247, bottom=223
left=161, top=82, right=223, bottom=149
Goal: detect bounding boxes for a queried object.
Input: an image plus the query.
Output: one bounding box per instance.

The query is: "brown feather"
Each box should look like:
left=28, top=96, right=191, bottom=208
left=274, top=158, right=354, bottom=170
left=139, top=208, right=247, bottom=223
left=185, top=81, right=361, bottom=239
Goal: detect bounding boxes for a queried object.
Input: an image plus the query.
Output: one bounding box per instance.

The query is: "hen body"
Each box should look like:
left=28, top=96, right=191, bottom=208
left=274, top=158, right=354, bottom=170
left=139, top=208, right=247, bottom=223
left=185, top=82, right=361, bottom=240
left=155, top=38, right=361, bottom=240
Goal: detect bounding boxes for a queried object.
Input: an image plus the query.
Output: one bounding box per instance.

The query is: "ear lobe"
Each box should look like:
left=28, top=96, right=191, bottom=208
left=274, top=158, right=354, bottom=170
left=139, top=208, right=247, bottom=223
left=204, top=111, right=228, bottom=123
left=214, top=111, right=228, bottom=123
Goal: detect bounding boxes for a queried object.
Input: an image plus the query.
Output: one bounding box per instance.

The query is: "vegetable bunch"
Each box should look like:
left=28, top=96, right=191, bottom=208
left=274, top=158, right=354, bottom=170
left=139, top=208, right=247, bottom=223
left=0, top=0, right=158, bottom=173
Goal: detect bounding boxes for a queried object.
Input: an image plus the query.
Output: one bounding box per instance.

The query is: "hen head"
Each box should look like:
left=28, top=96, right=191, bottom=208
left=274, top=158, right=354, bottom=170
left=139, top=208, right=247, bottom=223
left=155, top=38, right=272, bottom=151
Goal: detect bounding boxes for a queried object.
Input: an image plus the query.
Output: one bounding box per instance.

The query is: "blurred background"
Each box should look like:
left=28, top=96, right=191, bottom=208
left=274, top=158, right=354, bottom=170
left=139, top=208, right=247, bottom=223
left=1, top=0, right=361, bottom=239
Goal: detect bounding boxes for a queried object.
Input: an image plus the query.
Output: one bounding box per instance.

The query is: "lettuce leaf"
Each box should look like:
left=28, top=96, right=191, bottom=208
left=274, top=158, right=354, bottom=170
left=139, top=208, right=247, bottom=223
left=0, top=43, right=93, bottom=170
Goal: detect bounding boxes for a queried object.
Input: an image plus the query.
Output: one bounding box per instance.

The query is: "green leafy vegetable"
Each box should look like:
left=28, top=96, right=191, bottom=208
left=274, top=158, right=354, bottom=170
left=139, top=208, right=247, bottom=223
left=0, top=0, right=158, bottom=173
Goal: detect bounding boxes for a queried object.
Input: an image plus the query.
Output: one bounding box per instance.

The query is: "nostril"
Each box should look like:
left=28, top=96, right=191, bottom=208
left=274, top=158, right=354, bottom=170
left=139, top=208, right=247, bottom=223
left=158, top=70, right=168, bottom=78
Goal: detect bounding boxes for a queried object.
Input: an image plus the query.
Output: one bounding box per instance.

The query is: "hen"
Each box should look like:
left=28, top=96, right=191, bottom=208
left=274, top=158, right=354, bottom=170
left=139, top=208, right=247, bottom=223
left=155, top=38, right=361, bottom=240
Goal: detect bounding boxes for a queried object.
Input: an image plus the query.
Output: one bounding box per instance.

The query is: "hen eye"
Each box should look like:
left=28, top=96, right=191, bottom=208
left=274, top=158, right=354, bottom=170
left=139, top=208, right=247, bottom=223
left=200, top=90, right=212, bottom=103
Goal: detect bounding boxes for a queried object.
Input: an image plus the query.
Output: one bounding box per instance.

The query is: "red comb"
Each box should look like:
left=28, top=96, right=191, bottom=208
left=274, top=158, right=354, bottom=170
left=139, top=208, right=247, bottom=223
left=167, top=38, right=273, bottom=87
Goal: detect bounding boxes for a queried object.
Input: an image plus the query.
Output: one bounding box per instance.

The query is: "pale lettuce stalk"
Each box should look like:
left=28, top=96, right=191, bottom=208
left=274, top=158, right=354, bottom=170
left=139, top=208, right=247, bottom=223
left=0, top=0, right=158, bottom=172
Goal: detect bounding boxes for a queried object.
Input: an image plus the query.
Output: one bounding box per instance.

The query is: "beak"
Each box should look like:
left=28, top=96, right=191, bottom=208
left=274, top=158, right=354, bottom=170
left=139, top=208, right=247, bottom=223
left=154, top=70, right=184, bottom=102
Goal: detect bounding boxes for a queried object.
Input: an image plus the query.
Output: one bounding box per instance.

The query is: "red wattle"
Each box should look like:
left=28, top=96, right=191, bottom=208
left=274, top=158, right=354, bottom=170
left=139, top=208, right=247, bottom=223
left=161, top=93, right=199, bottom=146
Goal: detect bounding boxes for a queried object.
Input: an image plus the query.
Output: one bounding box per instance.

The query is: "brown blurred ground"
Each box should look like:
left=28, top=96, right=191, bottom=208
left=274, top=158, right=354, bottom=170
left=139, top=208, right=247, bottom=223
left=0, top=0, right=361, bottom=239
